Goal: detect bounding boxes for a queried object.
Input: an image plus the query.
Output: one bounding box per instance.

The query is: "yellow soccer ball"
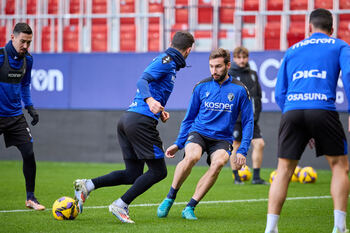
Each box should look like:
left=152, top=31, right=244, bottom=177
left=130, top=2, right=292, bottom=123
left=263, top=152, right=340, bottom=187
left=291, top=166, right=301, bottom=182
left=299, top=166, right=317, bottom=184
left=238, top=165, right=252, bottom=181
left=52, top=196, right=79, bottom=220
left=269, top=170, right=277, bottom=184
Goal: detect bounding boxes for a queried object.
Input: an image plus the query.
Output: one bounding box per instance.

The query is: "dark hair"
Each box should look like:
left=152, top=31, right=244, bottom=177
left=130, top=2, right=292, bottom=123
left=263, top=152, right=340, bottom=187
left=209, top=48, right=231, bottom=64
left=233, top=46, right=249, bottom=58
left=309, top=8, right=333, bottom=33
left=171, top=31, right=194, bottom=51
left=13, top=22, right=32, bottom=35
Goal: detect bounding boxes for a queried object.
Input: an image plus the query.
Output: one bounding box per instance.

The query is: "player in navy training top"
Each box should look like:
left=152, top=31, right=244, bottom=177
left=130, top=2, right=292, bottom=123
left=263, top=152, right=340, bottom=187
left=73, top=31, right=194, bottom=223
left=265, top=9, right=350, bottom=233
left=0, top=23, right=44, bottom=211
left=157, top=48, right=253, bottom=220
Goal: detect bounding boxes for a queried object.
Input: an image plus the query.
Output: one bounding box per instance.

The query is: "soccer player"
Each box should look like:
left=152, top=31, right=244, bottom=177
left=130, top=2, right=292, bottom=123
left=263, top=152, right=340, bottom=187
left=73, top=31, right=194, bottom=223
left=157, top=48, right=254, bottom=220
left=228, top=46, right=268, bottom=185
left=264, top=9, right=350, bottom=233
left=0, top=23, right=44, bottom=210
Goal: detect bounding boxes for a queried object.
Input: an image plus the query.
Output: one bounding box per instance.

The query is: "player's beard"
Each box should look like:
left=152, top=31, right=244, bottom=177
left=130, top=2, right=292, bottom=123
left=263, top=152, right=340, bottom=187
left=213, top=67, right=228, bottom=83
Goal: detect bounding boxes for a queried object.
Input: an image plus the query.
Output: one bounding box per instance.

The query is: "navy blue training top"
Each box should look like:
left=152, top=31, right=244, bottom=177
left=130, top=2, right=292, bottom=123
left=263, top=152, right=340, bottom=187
left=175, top=76, right=254, bottom=156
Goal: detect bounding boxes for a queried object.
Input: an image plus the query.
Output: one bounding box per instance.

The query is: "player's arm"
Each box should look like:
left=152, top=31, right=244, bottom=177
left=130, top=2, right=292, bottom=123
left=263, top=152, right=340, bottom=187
left=275, top=57, right=288, bottom=111
left=21, top=56, right=39, bottom=126
left=167, top=86, right=201, bottom=158
left=236, top=89, right=254, bottom=165
left=339, top=44, right=350, bottom=131
left=137, top=58, right=172, bottom=114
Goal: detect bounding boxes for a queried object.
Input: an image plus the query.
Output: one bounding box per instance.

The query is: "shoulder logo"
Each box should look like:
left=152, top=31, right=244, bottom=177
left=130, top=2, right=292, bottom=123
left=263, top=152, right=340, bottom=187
left=251, top=74, right=256, bottom=81
left=227, top=93, right=234, bottom=102
left=206, top=91, right=210, bottom=97
left=162, top=55, right=171, bottom=64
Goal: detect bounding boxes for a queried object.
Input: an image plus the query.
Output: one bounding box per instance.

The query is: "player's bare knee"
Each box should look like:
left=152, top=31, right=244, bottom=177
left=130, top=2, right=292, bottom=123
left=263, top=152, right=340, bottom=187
left=184, top=154, right=201, bottom=166
left=253, top=139, right=265, bottom=150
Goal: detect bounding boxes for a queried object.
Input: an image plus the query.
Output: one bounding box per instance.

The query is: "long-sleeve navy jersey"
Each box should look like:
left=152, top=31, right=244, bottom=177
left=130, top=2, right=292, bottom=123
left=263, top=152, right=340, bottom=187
left=229, top=62, right=262, bottom=122
left=128, top=47, right=186, bottom=120
left=0, top=41, right=33, bottom=117
left=175, top=76, right=254, bottom=156
left=275, top=32, right=350, bottom=113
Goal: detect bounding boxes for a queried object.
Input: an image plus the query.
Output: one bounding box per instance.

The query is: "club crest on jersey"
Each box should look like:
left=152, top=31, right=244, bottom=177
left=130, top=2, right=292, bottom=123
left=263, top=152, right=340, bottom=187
left=206, top=91, right=210, bottom=97
left=162, top=55, right=171, bottom=64
left=227, top=93, right=234, bottom=101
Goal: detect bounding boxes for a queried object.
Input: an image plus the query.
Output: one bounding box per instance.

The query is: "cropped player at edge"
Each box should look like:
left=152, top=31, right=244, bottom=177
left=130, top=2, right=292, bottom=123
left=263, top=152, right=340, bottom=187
left=157, top=48, right=253, bottom=220
left=264, top=8, right=350, bottom=233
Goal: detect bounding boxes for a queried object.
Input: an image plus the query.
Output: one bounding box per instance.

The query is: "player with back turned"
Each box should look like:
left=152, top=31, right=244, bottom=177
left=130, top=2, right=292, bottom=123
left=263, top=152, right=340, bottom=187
left=265, top=8, right=350, bottom=233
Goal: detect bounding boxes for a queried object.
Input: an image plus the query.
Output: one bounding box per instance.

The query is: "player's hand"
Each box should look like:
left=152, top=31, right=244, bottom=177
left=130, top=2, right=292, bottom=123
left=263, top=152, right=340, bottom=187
left=146, top=97, right=164, bottom=114
left=165, top=144, right=178, bottom=158
left=26, top=105, right=39, bottom=126
left=233, top=153, right=246, bottom=168
left=160, top=111, right=170, bottom=123
left=308, top=138, right=315, bottom=149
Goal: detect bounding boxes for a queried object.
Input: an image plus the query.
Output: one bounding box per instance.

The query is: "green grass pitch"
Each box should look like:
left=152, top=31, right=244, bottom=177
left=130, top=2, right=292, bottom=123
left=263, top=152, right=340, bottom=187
left=0, top=160, right=348, bottom=233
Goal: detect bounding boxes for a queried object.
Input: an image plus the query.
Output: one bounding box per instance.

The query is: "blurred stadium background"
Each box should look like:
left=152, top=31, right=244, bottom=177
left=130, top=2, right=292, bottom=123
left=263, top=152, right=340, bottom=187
left=0, top=0, right=350, bottom=169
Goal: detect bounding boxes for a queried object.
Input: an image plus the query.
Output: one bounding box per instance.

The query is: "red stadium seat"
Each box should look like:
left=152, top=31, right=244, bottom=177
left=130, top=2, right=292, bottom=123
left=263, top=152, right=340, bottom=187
left=265, top=22, right=280, bottom=50
left=290, top=0, right=307, bottom=10
left=0, top=26, right=7, bottom=47
left=41, top=25, right=58, bottom=52
left=243, top=0, right=258, bottom=23
left=267, top=0, right=282, bottom=22
left=338, top=21, right=350, bottom=31
left=340, top=0, right=350, bottom=9
left=48, top=0, right=58, bottom=14
left=175, top=8, right=188, bottom=24
left=120, top=24, right=136, bottom=51
left=120, top=0, right=135, bottom=24
left=340, top=14, right=350, bottom=20
left=315, top=0, right=332, bottom=9
left=5, top=0, right=15, bottom=14
left=287, top=22, right=305, bottom=47
left=92, top=0, right=107, bottom=24
left=148, top=23, right=160, bottom=51
left=91, top=24, right=107, bottom=52
left=149, top=0, right=164, bottom=24
left=69, top=0, right=82, bottom=25
left=63, top=25, right=79, bottom=52
left=220, top=0, right=235, bottom=24
left=338, top=30, right=350, bottom=44
left=198, top=0, right=213, bottom=24
left=27, top=0, right=37, bottom=14
left=176, top=0, right=188, bottom=4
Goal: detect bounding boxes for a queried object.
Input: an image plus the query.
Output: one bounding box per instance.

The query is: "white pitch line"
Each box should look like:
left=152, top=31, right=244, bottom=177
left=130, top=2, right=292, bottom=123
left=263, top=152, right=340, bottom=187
left=0, top=195, right=334, bottom=213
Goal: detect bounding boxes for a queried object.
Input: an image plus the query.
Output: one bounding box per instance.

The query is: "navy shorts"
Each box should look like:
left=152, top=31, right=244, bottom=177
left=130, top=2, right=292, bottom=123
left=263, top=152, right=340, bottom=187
left=117, top=111, right=164, bottom=160
left=278, top=109, right=347, bottom=160
left=0, top=114, right=32, bottom=147
left=185, top=131, right=233, bottom=165
left=233, top=121, right=262, bottom=142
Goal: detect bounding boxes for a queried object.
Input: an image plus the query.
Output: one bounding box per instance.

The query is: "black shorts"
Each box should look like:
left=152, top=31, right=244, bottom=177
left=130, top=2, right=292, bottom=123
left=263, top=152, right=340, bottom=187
left=185, top=131, right=233, bottom=165
left=0, top=114, right=32, bottom=147
left=278, top=109, right=347, bottom=160
left=233, top=121, right=262, bottom=142
left=117, top=111, right=164, bottom=160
